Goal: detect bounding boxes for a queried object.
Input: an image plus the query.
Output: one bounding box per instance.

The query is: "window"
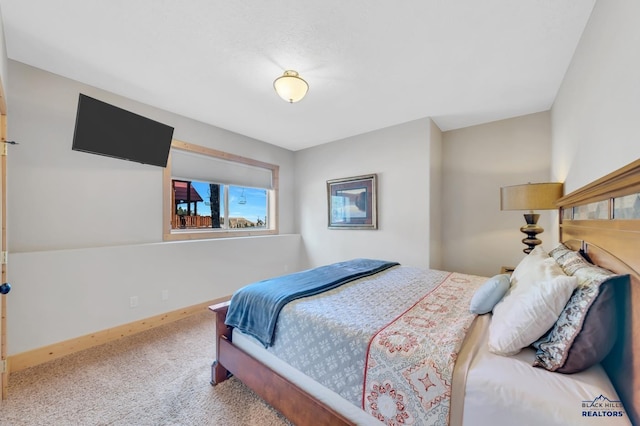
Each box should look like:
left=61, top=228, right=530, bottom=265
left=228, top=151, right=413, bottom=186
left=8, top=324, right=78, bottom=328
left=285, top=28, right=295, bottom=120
left=163, top=140, right=278, bottom=240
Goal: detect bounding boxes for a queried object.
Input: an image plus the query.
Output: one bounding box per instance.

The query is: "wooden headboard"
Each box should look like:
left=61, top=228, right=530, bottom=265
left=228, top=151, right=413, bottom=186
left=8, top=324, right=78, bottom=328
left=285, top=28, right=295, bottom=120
left=557, top=159, right=640, bottom=426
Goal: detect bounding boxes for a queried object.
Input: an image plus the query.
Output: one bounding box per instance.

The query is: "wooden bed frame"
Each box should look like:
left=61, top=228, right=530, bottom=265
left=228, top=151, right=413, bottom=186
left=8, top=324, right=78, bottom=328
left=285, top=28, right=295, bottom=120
left=210, top=159, right=640, bottom=426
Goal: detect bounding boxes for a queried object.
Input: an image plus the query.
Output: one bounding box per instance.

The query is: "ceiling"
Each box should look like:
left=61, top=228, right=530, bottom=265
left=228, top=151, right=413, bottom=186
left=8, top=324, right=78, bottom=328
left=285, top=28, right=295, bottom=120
left=0, top=1, right=596, bottom=151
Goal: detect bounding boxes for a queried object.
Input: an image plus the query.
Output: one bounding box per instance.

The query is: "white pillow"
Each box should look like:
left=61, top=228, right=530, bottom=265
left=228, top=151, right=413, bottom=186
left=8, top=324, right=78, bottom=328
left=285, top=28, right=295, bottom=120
left=488, top=246, right=578, bottom=356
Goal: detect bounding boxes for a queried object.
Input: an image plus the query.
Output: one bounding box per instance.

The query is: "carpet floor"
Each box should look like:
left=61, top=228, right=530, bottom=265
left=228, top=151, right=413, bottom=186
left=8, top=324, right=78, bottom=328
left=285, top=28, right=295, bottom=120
left=0, top=311, right=292, bottom=425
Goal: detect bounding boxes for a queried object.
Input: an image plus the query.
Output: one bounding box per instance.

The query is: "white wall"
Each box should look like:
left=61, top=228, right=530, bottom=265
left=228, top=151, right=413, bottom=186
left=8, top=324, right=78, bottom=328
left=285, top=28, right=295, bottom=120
left=294, top=118, right=435, bottom=269
left=429, top=121, right=443, bottom=269
left=0, top=5, right=7, bottom=93
left=441, top=112, right=553, bottom=277
left=552, top=0, right=640, bottom=196
left=5, top=61, right=301, bottom=355
left=440, top=0, right=640, bottom=276
left=7, top=61, right=297, bottom=251
left=9, top=235, right=301, bottom=355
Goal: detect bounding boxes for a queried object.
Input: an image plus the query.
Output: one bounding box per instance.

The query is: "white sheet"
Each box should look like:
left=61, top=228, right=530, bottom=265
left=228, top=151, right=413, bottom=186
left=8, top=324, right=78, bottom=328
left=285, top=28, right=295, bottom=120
left=232, top=329, right=381, bottom=426
left=463, top=315, right=631, bottom=426
left=232, top=315, right=631, bottom=426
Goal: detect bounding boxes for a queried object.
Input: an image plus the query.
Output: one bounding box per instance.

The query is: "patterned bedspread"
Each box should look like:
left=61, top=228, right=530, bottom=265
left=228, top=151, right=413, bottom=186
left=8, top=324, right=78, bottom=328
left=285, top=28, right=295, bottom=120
left=266, top=266, right=485, bottom=425
left=225, top=258, right=399, bottom=347
left=363, top=273, right=482, bottom=425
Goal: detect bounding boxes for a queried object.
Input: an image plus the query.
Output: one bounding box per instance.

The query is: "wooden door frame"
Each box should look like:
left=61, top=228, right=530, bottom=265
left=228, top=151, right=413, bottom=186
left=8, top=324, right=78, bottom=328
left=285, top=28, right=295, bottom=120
left=1, top=76, right=8, bottom=399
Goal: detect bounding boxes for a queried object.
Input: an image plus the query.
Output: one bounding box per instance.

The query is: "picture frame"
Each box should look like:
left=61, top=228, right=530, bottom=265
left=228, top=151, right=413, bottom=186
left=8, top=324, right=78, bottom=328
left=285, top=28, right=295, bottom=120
left=327, top=174, right=377, bottom=229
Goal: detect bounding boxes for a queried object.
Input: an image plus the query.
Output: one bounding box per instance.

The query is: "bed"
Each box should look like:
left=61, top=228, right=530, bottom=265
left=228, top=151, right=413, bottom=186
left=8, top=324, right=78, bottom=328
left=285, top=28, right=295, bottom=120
left=210, top=159, right=640, bottom=426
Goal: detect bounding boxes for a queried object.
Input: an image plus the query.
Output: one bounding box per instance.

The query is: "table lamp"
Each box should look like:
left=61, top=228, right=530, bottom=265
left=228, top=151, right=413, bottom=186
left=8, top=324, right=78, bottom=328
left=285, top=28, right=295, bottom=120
left=500, top=182, right=563, bottom=254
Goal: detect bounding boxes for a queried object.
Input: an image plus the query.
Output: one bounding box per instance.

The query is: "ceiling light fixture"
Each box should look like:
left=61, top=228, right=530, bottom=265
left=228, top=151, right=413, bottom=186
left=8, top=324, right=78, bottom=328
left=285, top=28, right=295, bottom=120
left=273, top=70, right=308, bottom=103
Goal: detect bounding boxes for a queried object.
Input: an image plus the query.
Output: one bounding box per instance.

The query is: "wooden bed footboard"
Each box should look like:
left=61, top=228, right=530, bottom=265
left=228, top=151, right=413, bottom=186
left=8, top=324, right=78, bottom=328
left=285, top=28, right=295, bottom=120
left=210, top=301, right=232, bottom=385
left=209, top=302, right=354, bottom=426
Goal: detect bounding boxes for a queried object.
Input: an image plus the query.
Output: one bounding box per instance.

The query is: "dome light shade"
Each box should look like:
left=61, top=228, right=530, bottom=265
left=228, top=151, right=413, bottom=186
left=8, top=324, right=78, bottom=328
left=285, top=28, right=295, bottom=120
left=273, top=70, right=308, bottom=103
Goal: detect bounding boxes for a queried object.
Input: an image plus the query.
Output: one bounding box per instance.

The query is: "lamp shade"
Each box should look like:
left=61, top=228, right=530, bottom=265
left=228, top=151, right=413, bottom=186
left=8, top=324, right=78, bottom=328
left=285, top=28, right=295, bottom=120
left=500, top=182, right=563, bottom=211
left=273, top=70, right=308, bottom=103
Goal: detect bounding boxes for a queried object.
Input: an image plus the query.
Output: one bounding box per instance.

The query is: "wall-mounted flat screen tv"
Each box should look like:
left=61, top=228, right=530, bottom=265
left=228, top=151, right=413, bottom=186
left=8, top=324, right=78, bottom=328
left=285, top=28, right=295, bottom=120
left=72, top=94, right=175, bottom=167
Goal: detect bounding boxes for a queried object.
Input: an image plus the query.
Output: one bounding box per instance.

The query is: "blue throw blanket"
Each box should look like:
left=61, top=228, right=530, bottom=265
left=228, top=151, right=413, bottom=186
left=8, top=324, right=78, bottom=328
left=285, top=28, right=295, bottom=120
left=225, top=258, right=400, bottom=347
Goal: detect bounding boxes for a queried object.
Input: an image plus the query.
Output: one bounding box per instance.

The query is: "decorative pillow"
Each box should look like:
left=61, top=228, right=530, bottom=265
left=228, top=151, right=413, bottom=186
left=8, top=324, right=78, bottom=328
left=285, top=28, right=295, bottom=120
left=488, top=246, right=578, bottom=356
left=533, top=244, right=628, bottom=373
left=469, top=274, right=510, bottom=314
left=548, top=243, right=591, bottom=274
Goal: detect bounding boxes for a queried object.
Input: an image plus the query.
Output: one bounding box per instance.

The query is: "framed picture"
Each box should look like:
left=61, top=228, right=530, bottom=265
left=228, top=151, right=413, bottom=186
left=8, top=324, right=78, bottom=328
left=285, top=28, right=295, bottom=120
left=327, top=174, right=377, bottom=229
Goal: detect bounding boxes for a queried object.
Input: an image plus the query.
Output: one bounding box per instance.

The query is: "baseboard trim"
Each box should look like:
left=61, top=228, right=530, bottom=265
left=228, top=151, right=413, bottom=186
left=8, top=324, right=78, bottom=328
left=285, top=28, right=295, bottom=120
left=7, top=296, right=230, bottom=374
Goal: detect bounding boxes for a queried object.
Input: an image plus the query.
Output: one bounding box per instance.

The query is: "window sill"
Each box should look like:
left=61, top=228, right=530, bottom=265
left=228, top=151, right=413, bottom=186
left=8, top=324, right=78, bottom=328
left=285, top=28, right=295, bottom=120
left=163, top=228, right=277, bottom=241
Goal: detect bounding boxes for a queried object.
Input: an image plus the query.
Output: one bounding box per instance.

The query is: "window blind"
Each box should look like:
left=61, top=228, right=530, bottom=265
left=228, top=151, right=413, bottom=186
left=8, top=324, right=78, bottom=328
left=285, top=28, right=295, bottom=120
left=171, top=148, right=273, bottom=189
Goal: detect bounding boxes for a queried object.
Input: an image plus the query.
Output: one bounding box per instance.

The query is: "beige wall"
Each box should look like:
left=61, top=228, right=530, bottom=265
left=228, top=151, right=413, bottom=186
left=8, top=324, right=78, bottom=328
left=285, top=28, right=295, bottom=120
left=441, top=112, right=552, bottom=277
left=441, top=0, right=640, bottom=276
left=5, top=61, right=302, bottom=355
left=0, top=6, right=7, bottom=93
left=429, top=120, right=443, bottom=269
left=8, top=62, right=297, bottom=252
left=295, top=118, right=435, bottom=269
left=552, top=0, right=640, bottom=198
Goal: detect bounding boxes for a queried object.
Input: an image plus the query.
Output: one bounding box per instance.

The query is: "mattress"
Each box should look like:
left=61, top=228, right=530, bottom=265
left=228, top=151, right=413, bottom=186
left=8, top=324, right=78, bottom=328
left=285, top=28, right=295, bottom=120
left=462, top=315, right=630, bottom=426
left=233, top=314, right=630, bottom=426
left=233, top=328, right=384, bottom=426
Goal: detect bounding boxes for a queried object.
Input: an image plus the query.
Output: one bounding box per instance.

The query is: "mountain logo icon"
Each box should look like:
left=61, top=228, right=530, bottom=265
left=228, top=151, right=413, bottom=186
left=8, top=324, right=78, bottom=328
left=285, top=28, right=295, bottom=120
left=582, top=394, right=624, bottom=409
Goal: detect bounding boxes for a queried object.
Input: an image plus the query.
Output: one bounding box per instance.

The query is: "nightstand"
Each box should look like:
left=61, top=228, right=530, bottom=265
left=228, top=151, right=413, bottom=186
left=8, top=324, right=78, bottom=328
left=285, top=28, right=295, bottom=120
left=500, top=266, right=515, bottom=275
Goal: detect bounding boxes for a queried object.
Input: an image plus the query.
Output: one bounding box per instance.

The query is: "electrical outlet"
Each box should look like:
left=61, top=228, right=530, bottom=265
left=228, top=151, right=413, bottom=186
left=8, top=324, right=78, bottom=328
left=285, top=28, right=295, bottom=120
left=161, top=289, right=169, bottom=301
left=130, top=296, right=139, bottom=308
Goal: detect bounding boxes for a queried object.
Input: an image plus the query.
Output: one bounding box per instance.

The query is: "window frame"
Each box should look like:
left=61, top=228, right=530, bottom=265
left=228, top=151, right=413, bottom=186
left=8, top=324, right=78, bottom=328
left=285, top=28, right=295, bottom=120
left=163, top=139, right=279, bottom=241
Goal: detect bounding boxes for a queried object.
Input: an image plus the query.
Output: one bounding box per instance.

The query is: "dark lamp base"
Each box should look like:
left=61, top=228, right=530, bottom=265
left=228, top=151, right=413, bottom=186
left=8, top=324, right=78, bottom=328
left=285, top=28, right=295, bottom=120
left=520, top=213, right=544, bottom=254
